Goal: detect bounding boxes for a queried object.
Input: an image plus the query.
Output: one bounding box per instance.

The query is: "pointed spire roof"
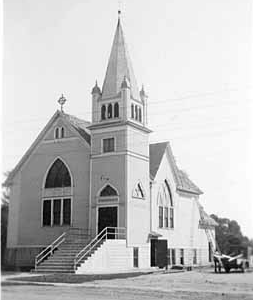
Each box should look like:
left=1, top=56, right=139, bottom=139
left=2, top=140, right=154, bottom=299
left=102, top=13, right=139, bottom=100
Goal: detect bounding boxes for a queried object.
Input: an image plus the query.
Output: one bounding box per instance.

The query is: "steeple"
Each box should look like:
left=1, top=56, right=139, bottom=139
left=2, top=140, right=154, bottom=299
left=101, top=12, right=139, bottom=100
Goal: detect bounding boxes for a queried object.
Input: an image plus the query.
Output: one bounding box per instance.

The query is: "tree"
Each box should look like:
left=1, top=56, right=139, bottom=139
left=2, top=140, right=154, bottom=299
left=210, top=214, right=250, bottom=256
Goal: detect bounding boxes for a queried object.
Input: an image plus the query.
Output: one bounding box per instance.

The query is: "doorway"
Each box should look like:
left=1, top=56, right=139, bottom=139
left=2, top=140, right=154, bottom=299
left=98, top=206, right=118, bottom=239
left=150, top=239, right=168, bottom=268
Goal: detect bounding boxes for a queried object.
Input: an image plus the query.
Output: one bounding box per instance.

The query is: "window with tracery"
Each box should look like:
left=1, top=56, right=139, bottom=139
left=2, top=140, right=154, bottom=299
left=45, top=159, right=71, bottom=188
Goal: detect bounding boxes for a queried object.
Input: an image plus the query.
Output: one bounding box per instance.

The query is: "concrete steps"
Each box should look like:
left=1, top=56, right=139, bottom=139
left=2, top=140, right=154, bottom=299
left=35, top=229, right=93, bottom=274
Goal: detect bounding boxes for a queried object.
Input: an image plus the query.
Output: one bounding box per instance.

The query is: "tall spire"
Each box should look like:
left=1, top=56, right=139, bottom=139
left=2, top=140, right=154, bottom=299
left=101, top=12, right=139, bottom=100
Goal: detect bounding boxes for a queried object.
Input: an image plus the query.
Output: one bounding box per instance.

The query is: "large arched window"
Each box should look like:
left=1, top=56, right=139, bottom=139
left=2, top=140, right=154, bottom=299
left=45, top=159, right=71, bottom=188
left=101, top=105, right=106, bottom=120
left=158, top=180, right=174, bottom=229
left=42, top=159, right=72, bottom=227
left=108, top=104, right=112, bottom=119
left=114, top=102, right=119, bottom=118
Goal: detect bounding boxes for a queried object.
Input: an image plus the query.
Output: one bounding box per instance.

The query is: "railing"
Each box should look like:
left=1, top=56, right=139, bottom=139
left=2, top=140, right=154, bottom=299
left=35, top=232, right=66, bottom=270
left=74, top=227, right=126, bottom=270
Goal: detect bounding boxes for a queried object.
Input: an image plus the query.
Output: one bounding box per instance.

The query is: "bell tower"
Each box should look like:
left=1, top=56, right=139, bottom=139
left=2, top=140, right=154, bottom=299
left=88, top=12, right=151, bottom=248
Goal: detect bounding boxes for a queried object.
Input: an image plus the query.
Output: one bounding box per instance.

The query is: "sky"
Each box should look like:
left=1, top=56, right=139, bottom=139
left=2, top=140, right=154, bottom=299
left=2, top=0, right=253, bottom=238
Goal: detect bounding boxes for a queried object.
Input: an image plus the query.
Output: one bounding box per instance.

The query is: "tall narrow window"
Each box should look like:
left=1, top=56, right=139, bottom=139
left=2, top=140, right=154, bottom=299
left=133, top=247, right=139, bottom=268
left=170, top=208, right=174, bottom=228
left=43, top=200, right=51, bottom=226
left=108, top=103, right=112, bottom=119
left=171, top=249, right=176, bottom=265
left=159, top=206, right=163, bottom=228
left=180, top=249, right=184, bottom=265
left=131, top=104, right=134, bottom=118
left=55, top=128, right=59, bottom=139
left=114, top=102, right=119, bottom=118
left=138, top=107, right=142, bottom=122
left=167, top=249, right=171, bottom=265
left=101, top=105, right=106, bottom=120
left=164, top=207, right=168, bottom=228
left=45, top=159, right=71, bottom=188
left=193, top=249, right=197, bottom=264
left=61, top=127, right=65, bottom=138
left=135, top=105, right=138, bottom=120
left=165, top=180, right=174, bottom=228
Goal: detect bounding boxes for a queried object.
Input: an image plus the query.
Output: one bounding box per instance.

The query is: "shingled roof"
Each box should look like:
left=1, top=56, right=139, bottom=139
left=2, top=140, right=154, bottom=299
left=149, top=142, right=203, bottom=195
left=101, top=16, right=139, bottom=100
left=63, top=113, right=91, bottom=145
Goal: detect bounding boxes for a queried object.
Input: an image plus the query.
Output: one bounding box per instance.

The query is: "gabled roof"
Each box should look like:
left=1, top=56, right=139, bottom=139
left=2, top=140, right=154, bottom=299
left=4, top=110, right=91, bottom=186
left=149, top=142, right=203, bottom=195
left=101, top=16, right=139, bottom=100
left=63, top=113, right=91, bottom=145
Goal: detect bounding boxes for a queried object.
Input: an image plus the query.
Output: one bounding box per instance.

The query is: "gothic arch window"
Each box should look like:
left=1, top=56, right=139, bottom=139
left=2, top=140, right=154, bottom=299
left=101, top=105, right=106, bottom=120
left=138, top=107, right=142, bottom=122
left=100, top=184, right=118, bottom=197
left=131, top=104, right=134, bottom=118
left=114, top=102, right=119, bottom=118
left=42, top=159, right=72, bottom=227
left=158, top=180, right=174, bottom=229
left=108, top=103, right=112, bottom=119
left=45, top=159, right=71, bottom=188
left=55, top=127, right=59, bottom=139
left=135, top=105, right=138, bottom=120
left=61, top=127, right=65, bottom=138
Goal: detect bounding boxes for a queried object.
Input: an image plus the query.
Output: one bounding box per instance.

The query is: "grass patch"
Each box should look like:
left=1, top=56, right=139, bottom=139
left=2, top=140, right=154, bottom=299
left=7, top=271, right=153, bottom=284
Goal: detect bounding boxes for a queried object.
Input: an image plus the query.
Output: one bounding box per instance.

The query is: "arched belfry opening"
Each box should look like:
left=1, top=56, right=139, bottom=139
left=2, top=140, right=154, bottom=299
left=45, top=158, right=71, bottom=188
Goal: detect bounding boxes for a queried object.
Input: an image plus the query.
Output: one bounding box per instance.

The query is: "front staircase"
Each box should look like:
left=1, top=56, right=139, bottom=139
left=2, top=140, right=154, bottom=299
left=35, top=228, right=92, bottom=273
left=34, top=227, right=126, bottom=273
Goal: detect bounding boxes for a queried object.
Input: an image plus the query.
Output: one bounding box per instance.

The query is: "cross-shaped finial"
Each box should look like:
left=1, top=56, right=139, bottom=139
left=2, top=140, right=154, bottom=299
left=58, top=94, right=67, bottom=112
left=118, top=0, right=122, bottom=18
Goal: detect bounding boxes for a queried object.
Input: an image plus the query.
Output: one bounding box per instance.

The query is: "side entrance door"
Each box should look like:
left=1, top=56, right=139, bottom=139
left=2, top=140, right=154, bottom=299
left=98, top=206, right=117, bottom=239
left=150, top=239, right=168, bottom=268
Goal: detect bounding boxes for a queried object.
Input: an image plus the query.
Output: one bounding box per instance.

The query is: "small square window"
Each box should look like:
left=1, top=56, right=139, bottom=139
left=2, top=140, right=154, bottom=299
left=103, top=138, right=115, bottom=153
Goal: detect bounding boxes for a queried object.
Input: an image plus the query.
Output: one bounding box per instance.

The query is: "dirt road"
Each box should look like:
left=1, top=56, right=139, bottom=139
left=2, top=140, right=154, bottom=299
left=2, top=268, right=253, bottom=300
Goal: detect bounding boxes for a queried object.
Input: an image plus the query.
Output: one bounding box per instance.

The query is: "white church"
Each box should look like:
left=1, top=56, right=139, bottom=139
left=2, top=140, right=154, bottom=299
left=5, top=12, right=217, bottom=273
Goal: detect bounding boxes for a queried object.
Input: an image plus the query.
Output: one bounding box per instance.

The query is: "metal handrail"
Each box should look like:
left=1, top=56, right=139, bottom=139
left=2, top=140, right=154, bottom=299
left=74, top=227, right=126, bottom=270
left=35, top=231, right=66, bottom=269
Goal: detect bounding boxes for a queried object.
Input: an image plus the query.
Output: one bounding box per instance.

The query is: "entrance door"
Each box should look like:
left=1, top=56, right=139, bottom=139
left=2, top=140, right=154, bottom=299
left=150, top=239, right=168, bottom=268
left=98, top=206, right=117, bottom=239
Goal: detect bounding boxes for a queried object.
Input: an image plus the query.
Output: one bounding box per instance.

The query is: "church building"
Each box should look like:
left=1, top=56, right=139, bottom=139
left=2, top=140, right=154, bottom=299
left=5, top=13, right=217, bottom=273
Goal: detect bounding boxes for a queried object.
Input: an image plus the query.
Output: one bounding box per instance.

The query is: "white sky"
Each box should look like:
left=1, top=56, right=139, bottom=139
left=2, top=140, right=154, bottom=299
left=2, top=0, right=253, bottom=238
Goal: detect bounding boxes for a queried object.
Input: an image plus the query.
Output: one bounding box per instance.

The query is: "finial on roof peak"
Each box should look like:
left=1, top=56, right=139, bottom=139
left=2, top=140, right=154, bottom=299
left=91, top=80, right=101, bottom=95
left=140, top=84, right=147, bottom=97
left=121, top=75, right=130, bottom=89
left=58, top=93, right=67, bottom=112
